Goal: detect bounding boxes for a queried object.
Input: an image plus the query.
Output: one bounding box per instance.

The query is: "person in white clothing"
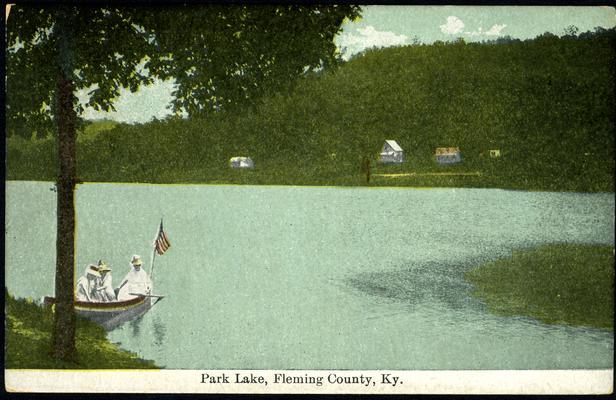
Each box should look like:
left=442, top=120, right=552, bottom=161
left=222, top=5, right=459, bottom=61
left=95, top=260, right=116, bottom=302
left=116, top=255, right=152, bottom=301
left=75, top=265, right=101, bottom=302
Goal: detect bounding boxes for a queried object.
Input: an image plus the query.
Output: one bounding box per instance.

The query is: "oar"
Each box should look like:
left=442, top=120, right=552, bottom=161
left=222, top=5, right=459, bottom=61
left=129, top=293, right=165, bottom=298
left=129, top=293, right=166, bottom=307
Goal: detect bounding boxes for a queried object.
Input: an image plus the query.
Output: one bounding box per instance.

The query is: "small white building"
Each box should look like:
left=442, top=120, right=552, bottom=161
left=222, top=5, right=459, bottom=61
left=229, top=156, right=254, bottom=169
left=435, top=147, right=462, bottom=164
left=379, top=140, right=404, bottom=164
left=489, top=149, right=501, bottom=158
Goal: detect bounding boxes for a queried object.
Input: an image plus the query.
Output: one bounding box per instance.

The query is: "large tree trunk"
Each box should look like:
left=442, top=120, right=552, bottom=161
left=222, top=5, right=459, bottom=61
left=51, top=10, right=77, bottom=361
left=52, top=68, right=77, bottom=361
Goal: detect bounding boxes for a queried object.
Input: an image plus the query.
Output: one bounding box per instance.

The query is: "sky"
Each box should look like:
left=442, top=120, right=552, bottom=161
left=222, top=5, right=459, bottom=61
left=79, top=5, right=616, bottom=123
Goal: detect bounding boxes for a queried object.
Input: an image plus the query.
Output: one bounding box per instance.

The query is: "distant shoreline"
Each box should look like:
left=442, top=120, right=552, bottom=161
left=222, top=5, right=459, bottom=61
left=5, top=179, right=615, bottom=194
left=7, top=31, right=614, bottom=194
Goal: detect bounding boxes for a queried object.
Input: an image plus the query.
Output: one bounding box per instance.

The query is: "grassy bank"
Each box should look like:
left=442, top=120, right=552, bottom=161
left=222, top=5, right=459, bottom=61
left=465, top=244, right=614, bottom=329
left=6, top=29, right=615, bottom=191
left=5, top=293, right=158, bottom=369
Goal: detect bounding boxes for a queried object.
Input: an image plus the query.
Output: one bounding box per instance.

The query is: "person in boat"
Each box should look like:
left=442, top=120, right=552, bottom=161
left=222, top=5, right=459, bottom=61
left=116, top=255, right=152, bottom=301
left=75, top=264, right=102, bottom=302
left=95, top=260, right=116, bottom=302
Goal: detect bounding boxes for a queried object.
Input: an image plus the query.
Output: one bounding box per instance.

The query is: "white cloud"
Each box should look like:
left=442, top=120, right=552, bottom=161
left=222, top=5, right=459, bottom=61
left=337, top=25, right=408, bottom=59
left=440, top=16, right=465, bottom=35
left=465, top=27, right=484, bottom=37
left=440, top=16, right=507, bottom=38
left=485, top=24, right=507, bottom=36
left=465, top=24, right=507, bottom=37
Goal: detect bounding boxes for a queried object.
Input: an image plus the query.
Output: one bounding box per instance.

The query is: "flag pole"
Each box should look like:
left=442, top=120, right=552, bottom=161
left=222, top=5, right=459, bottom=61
left=149, top=219, right=162, bottom=290
left=149, top=245, right=157, bottom=286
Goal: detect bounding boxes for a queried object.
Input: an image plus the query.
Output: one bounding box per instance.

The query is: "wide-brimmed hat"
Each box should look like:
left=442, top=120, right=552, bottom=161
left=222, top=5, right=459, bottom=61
left=97, top=260, right=111, bottom=272
left=130, top=255, right=143, bottom=266
left=86, top=264, right=101, bottom=277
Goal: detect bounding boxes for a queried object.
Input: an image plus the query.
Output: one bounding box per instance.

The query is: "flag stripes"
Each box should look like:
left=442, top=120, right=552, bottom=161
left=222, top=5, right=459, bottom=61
left=154, top=220, right=171, bottom=255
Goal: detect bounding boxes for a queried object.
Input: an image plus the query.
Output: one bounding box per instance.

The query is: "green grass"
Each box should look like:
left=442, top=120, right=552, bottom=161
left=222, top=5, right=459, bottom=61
left=5, top=293, right=158, bottom=369
left=465, top=244, right=615, bottom=329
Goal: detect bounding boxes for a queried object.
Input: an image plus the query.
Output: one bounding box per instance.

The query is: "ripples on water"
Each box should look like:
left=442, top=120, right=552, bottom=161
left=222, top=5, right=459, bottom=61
left=5, top=183, right=614, bottom=369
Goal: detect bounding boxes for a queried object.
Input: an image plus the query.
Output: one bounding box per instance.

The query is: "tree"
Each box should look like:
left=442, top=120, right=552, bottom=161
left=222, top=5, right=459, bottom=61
left=143, top=5, right=361, bottom=116
left=7, top=5, right=158, bottom=361
left=6, top=4, right=360, bottom=362
left=563, top=25, right=579, bottom=38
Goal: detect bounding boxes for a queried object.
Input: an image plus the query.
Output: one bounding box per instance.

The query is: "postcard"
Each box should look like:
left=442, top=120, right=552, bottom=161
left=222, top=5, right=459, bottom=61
left=4, top=4, right=614, bottom=394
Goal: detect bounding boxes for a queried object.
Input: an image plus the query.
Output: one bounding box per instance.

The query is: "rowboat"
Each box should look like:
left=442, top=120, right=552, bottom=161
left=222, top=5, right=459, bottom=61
left=43, top=294, right=163, bottom=331
left=44, top=220, right=171, bottom=330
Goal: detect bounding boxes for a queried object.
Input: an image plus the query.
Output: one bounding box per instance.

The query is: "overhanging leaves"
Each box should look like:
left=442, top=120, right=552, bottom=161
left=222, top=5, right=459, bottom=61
left=6, top=4, right=361, bottom=138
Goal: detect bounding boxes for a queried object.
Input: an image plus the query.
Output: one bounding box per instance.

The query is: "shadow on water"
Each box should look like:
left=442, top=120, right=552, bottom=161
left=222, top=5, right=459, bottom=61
left=344, top=260, right=482, bottom=312
left=152, top=315, right=167, bottom=348
left=345, top=259, right=616, bottom=346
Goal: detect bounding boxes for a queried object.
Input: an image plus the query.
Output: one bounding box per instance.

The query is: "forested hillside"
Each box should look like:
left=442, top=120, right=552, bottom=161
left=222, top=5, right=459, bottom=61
left=7, top=28, right=615, bottom=191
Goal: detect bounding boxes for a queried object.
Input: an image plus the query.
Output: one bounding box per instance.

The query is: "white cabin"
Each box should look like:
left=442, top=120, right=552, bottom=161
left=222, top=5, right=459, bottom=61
left=379, top=140, right=404, bottom=164
left=229, top=156, right=254, bottom=169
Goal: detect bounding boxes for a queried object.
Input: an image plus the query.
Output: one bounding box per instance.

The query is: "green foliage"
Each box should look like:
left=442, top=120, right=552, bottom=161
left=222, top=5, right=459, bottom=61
left=465, top=244, right=614, bottom=329
left=5, top=292, right=158, bottom=369
left=144, top=5, right=361, bottom=117
left=6, top=6, right=158, bottom=139
left=7, top=28, right=615, bottom=191
left=79, top=119, right=119, bottom=142
left=6, top=5, right=361, bottom=137
left=7, top=135, right=58, bottom=180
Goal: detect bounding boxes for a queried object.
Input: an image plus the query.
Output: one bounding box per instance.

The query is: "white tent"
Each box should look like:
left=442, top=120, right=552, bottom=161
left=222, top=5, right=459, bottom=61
left=229, top=156, right=254, bottom=169
left=379, top=140, right=404, bottom=164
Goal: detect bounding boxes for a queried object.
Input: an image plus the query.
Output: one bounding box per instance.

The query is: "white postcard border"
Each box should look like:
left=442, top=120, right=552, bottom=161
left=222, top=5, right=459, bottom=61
left=5, top=369, right=613, bottom=394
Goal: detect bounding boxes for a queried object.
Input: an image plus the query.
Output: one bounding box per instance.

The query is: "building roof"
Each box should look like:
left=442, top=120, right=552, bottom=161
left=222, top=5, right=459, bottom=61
left=384, top=140, right=403, bottom=152
left=435, top=147, right=460, bottom=155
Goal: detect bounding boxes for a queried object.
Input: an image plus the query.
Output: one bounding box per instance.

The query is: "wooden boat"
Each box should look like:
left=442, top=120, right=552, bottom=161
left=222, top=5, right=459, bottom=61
left=45, top=220, right=171, bottom=330
left=43, top=294, right=163, bottom=331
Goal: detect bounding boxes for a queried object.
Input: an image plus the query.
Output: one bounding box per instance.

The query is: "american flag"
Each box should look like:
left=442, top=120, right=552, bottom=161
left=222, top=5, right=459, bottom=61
left=153, top=220, right=171, bottom=255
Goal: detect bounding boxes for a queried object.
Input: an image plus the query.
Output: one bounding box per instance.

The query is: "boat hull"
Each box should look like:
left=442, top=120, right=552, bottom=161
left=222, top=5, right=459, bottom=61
left=44, top=296, right=153, bottom=330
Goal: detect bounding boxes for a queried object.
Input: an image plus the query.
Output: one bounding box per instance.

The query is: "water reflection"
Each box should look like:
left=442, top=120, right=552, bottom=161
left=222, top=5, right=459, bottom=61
left=129, top=317, right=142, bottom=337
left=152, top=315, right=166, bottom=348
left=345, top=261, right=480, bottom=312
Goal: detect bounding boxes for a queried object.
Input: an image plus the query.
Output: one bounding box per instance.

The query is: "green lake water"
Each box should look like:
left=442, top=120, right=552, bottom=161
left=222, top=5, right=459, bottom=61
left=5, top=181, right=614, bottom=369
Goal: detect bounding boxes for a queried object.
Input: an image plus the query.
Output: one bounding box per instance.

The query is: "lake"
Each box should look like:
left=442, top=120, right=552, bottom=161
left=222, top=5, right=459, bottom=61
left=5, top=181, right=614, bottom=369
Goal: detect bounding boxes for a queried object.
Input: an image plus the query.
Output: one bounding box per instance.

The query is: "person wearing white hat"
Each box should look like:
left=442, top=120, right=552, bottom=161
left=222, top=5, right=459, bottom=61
left=116, top=255, right=152, bottom=301
left=75, top=264, right=102, bottom=302
left=95, top=260, right=116, bottom=302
